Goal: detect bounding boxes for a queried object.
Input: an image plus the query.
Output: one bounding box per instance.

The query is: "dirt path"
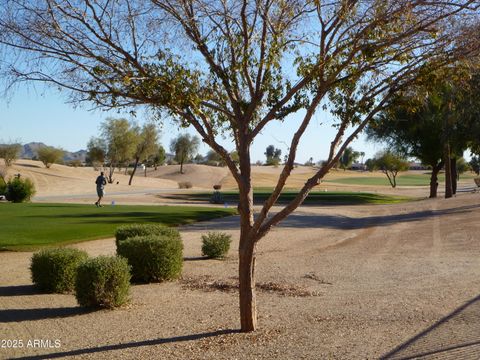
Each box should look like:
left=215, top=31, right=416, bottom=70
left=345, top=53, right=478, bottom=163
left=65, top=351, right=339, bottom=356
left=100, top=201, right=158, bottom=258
left=1, top=193, right=480, bottom=359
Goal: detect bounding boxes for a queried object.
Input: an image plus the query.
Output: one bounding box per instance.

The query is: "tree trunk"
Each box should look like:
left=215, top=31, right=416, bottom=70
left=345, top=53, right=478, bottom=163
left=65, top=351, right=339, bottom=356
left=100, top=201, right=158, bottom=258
left=239, top=238, right=257, bottom=332
left=429, top=162, right=443, bottom=198
left=444, top=143, right=453, bottom=198
left=128, top=157, right=139, bottom=185
left=237, top=140, right=256, bottom=332
left=384, top=170, right=395, bottom=188
left=108, top=164, right=115, bottom=184
left=237, top=182, right=257, bottom=331
left=450, top=157, right=457, bottom=195
left=392, top=171, right=397, bottom=188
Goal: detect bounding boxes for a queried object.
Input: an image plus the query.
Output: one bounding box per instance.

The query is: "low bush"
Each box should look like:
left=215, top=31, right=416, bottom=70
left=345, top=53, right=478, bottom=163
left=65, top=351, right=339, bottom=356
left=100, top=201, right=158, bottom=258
left=66, top=160, right=83, bottom=167
left=178, top=181, right=193, bottom=189
left=201, top=232, right=232, bottom=259
left=5, top=176, right=36, bottom=203
left=114, top=224, right=180, bottom=247
left=75, top=256, right=131, bottom=308
left=210, top=191, right=224, bottom=204
left=117, top=235, right=183, bottom=283
left=30, top=248, right=88, bottom=293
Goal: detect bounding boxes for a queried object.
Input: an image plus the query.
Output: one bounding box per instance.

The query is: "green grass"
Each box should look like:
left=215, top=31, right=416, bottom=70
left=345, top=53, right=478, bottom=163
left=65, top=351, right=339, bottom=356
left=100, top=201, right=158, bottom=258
left=325, top=173, right=475, bottom=187
left=161, top=190, right=412, bottom=206
left=0, top=203, right=236, bottom=251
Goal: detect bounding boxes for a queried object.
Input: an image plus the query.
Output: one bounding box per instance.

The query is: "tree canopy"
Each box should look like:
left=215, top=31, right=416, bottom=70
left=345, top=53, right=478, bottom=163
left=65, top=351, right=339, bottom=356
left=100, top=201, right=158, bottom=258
left=367, top=67, right=480, bottom=197
left=170, top=134, right=200, bottom=174
left=86, top=137, right=107, bottom=168
left=372, top=151, right=409, bottom=188
left=1, top=0, right=479, bottom=332
left=0, top=143, right=22, bottom=167
left=37, top=146, right=65, bottom=169
left=338, top=147, right=360, bottom=171
left=264, top=145, right=282, bottom=166
left=100, top=118, right=138, bottom=183
left=128, top=123, right=159, bottom=185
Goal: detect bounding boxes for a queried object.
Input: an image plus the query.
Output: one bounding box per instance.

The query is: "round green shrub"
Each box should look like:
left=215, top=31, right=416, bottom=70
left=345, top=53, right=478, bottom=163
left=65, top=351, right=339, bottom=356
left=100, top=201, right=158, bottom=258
left=201, top=232, right=232, bottom=259
left=114, top=224, right=180, bottom=247
left=117, top=235, right=183, bottom=283
left=5, top=177, right=36, bottom=203
left=30, top=248, right=88, bottom=293
left=75, top=256, right=131, bottom=309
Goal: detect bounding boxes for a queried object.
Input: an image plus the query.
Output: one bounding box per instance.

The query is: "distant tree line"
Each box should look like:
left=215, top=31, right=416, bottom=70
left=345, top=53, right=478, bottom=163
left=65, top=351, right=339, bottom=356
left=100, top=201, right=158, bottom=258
left=366, top=66, right=480, bottom=198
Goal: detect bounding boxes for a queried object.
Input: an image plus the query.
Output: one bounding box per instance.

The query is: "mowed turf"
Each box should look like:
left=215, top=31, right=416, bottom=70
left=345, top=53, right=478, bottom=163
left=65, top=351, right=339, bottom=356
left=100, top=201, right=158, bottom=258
left=160, top=190, right=412, bottom=205
left=325, top=173, right=475, bottom=186
left=0, top=203, right=236, bottom=251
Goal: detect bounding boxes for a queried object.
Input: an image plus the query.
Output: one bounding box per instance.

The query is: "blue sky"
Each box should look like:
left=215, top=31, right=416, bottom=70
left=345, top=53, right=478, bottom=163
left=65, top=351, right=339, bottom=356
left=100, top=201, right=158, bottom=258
left=0, top=86, right=381, bottom=163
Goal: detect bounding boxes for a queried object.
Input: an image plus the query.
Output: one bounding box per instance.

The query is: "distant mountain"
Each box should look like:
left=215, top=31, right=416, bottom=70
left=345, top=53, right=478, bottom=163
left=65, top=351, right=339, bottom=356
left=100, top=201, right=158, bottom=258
left=20, top=142, right=46, bottom=159
left=20, top=142, right=87, bottom=163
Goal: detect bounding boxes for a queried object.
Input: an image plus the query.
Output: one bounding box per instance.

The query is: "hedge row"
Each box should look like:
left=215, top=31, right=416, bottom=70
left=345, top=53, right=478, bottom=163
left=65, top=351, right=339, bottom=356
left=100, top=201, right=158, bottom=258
left=30, top=225, right=232, bottom=310
left=30, top=248, right=130, bottom=309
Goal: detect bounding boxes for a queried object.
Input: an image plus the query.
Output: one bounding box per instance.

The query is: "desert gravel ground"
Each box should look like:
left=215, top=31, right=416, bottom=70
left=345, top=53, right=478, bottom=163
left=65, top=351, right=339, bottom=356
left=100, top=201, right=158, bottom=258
left=1, top=188, right=480, bottom=359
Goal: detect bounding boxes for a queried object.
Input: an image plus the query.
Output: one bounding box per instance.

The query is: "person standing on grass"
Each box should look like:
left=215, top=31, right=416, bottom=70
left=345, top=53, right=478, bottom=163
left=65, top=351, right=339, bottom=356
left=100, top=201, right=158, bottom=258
left=95, top=171, right=107, bottom=207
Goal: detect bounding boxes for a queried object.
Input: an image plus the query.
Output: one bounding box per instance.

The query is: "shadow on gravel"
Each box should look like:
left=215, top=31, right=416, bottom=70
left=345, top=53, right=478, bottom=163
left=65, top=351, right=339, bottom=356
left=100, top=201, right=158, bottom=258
left=0, top=285, right=37, bottom=297
left=11, top=329, right=240, bottom=360
left=0, top=307, right=91, bottom=323
left=183, top=204, right=480, bottom=231
left=183, top=256, right=207, bottom=261
left=382, top=293, right=480, bottom=359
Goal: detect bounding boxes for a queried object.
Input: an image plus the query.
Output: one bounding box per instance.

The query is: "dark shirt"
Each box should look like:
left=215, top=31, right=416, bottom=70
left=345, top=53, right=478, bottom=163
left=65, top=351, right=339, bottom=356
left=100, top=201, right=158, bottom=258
left=95, top=175, right=107, bottom=189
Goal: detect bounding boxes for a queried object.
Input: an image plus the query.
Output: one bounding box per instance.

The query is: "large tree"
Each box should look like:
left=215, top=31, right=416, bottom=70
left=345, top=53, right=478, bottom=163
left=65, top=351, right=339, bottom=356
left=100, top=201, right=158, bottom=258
left=37, top=146, right=65, bottom=168
left=170, top=134, right=200, bottom=174
left=1, top=0, right=478, bottom=332
left=373, top=151, right=409, bottom=188
left=151, top=145, right=166, bottom=170
left=86, top=137, right=107, bottom=168
left=368, top=68, right=480, bottom=198
left=367, top=95, right=446, bottom=197
left=338, top=147, right=360, bottom=171
left=264, top=145, right=282, bottom=166
left=101, top=118, right=138, bottom=183
left=469, top=155, right=480, bottom=175
left=128, top=123, right=159, bottom=185
left=0, top=143, right=22, bottom=167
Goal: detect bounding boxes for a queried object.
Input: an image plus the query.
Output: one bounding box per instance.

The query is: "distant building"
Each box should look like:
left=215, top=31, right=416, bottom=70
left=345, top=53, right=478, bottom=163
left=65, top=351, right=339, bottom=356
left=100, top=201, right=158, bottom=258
left=350, top=162, right=366, bottom=171
left=408, top=162, right=427, bottom=170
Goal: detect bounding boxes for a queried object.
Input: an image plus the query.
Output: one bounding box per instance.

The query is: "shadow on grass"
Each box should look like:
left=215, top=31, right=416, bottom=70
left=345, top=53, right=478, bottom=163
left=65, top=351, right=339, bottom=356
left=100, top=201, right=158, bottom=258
left=30, top=210, right=235, bottom=226
left=158, top=191, right=409, bottom=206
left=11, top=329, right=240, bottom=359
left=382, top=293, right=480, bottom=359
left=0, top=285, right=37, bottom=297
left=0, top=307, right=92, bottom=323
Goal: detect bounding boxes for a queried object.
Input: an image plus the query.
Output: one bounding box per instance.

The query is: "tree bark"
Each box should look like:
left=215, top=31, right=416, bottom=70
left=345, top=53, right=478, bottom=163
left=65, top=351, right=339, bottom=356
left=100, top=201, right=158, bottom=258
left=108, top=164, right=115, bottom=184
left=450, top=157, right=457, bottom=195
left=128, top=157, right=139, bottom=185
left=239, top=238, right=257, bottom=332
left=237, top=138, right=257, bottom=332
left=444, top=143, right=453, bottom=198
left=180, top=158, right=184, bottom=174
left=429, top=162, right=443, bottom=198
